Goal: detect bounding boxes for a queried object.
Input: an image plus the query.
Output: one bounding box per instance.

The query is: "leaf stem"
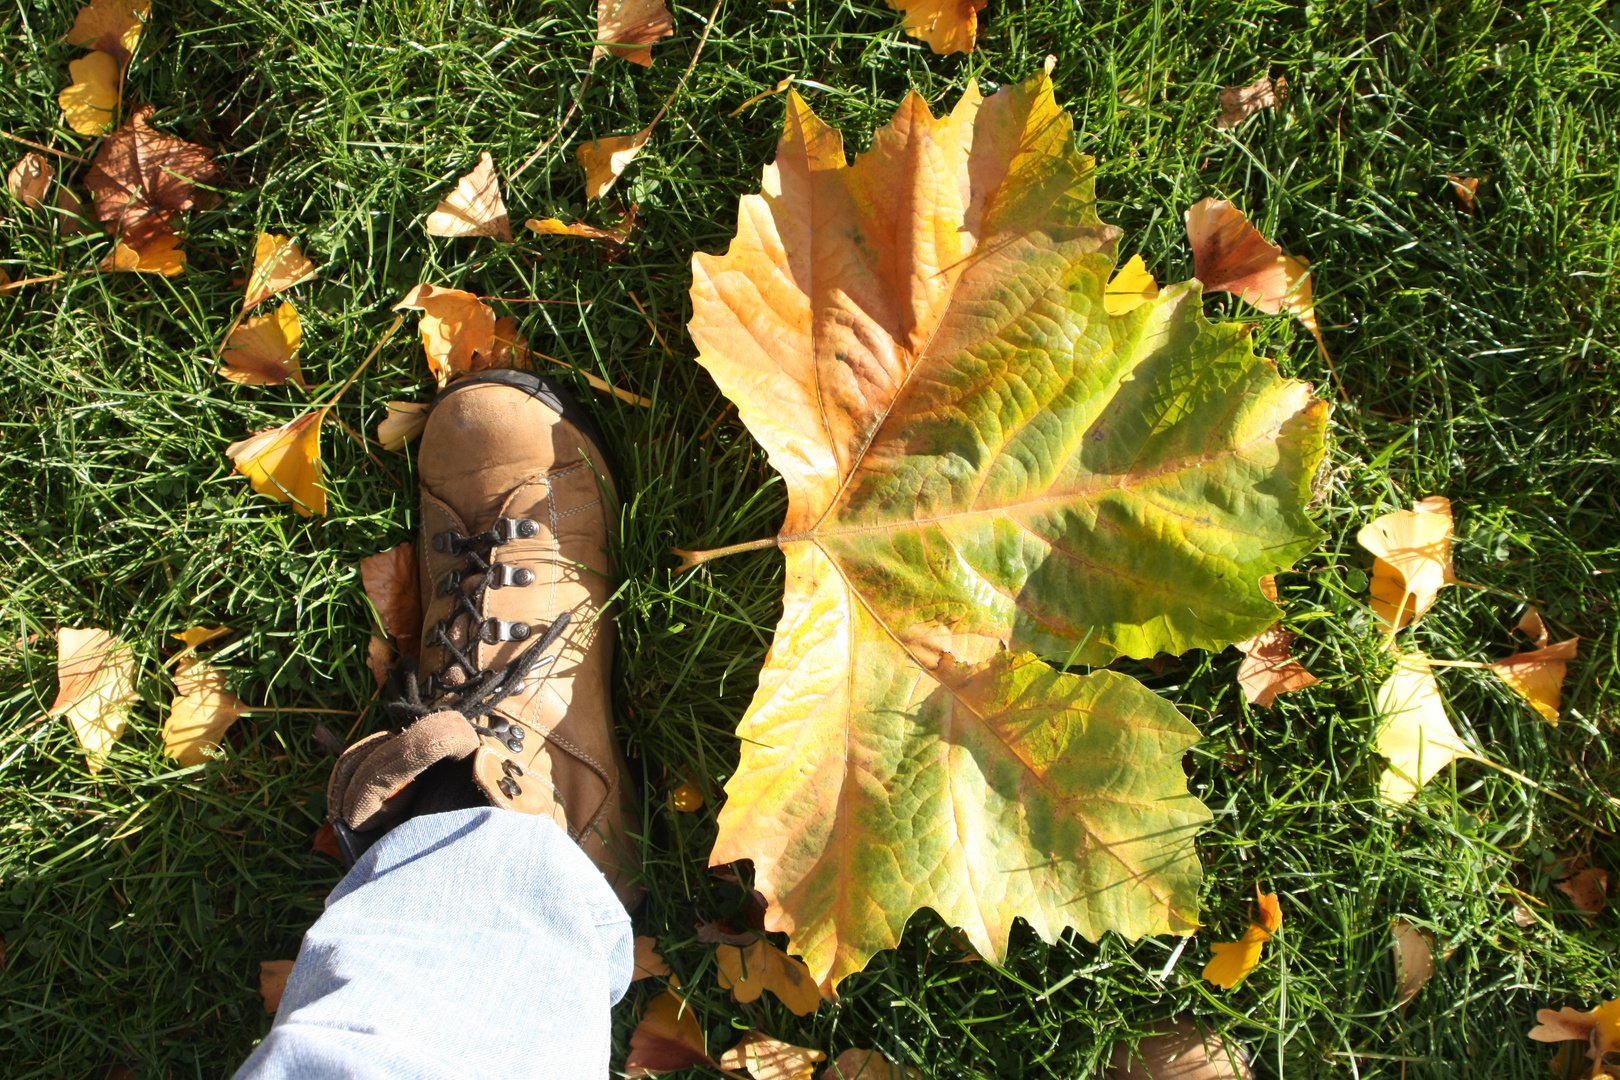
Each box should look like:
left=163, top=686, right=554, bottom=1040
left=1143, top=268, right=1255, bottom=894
left=531, top=350, right=650, bottom=407
left=318, top=314, right=404, bottom=413
left=0, top=130, right=86, bottom=163
left=673, top=535, right=779, bottom=572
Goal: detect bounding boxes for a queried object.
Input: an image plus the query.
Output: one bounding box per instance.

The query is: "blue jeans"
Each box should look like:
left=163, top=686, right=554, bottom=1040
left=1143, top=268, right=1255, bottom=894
left=235, top=808, right=635, bottom=1079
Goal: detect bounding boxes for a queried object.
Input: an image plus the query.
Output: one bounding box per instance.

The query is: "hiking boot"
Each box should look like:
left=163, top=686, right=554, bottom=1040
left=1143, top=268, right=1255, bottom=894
left=328, top=369, right=642, bottom=910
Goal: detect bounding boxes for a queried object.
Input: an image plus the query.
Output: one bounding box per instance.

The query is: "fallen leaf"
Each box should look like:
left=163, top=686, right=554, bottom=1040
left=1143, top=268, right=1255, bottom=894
left=225, top=409, right=327, bottom=517
left=59, top=51, right=121, bottom=136
left=670, top=781, right=703, bottom=812
left=163, top=655, right=245, bottom=765
left=1215, top=76, right=1283, bottom=129
left=717, top=940, right=821, bottom=1016
left=886, top=0, right=988, bottom=55
left=259, top=959, right=295, bottom=1013
left=57, top=185, right=87, bottom=235
left=1529, top=999, right=1620, bottom=1076
left=1105, top=1018, right=1253, bottom=1080
left=377, top=401, right=430, bottom=451
left=1201, top=924, right=1270, bottom=989
left=1104, top=254, right=1160, bottom=315
left=365, top=634, right=392, bottom=687
left=633, top=936, right=672, bottom=981
left=577, top=128, right=649, bottom=200
left=690, top=74, right=1326, bottom=987
left=85, top=105, right=220, bottom=250
left=49, top=627, right=138, bottom=771
left=1280, top=254, right=1330, bottom=362
left=103, top=232, right=186, bottom=276
left=1233, top=624, right=1318, bottom=707
left=1186, top=198, right=1304, bottom=317
left=1512, top=903, right=1537, bottom=928
left=1357, top=497, right=1455, bottom=631
left=1446, top=175, right=1479, bottom=212
left=625, top=990, right=712, bottom=1076
left=242, top=233, right=317, bottom=312
left=477, top=315, right=529, bottom=372
left=312, top=723, right=347, bottom=757
left=1490, top=638, right=1578, bottom=725
left=425, top=152, right=512, bottom=242
left=1374, top=654, right=1475, bottom=804
left=8, top=153, right=52, bottom=211
left=1255, top=888, right=1282, bottom=933
left=1554, top=858, right=1608, bottom=915
left=696, top=919, right=757, bottom=946
left=1390, top=919, right=1434, bottom=1004
left=66, top=0, right=150, bottom=65
left=359, top=543, right=422, bottom=657
left=721, top=1031, right=826, bottom=1080
left=221, top=302, right=306, bottom=387
left=594, top=0, right=673, bottom=65
left=1517, top=606, right=1550, bottom=649
left=526, top=216, right=632, bottom=245
left=312, top=822, right=343, bottom=861
left=394, top=284, right=497, bottom=388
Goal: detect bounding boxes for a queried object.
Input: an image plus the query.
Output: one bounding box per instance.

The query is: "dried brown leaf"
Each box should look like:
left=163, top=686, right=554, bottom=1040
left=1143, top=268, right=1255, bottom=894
left=8, top=153, right=52, bottom=211
left=1446, top=176, right=1479, bottom=212
left=625, top=990, right=712, bottom=1076
left=365, top=634, right=392, bottom=687
left=1215, top=76, right=1283, bottom=129
left=1555, top=860, right=1608, bottom=916
left=86, top=105, right=220, bottom=248
left=594, top=0, right=673, bottom=65
left=259, top=959, right=295, bottom=1013
left=633, top=935, right=673, bottom=981
left=1232, top=624, right=1318, bottom=707
left=717, top=940, right=822, bottom=1016
left=1105, top=1017, right=1253, bottom=1080
left=1390, top=919, right=1434, bottom=1005
left=360, top=543, right=422, bottom=657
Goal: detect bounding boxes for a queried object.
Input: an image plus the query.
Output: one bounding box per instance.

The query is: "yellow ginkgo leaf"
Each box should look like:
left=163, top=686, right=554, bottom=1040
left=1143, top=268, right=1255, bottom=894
left=225, top=409, right=328, bottom=516
left=1489, top=638, right=1578, bottom=725
left=104, top=232, right=186, bottom=276
left=49, top=627, right=138, bottom=771
left=633, top=936, right=673, bottom=982
left=393, top=284, right=496, bottom=388
left=594, top=0, right=673, bottom=65
left=578, top=128, right=650, bottom=201
left=222, top=302, right=305, bottom=387
left=59, top=51, right=121, bottom=136
left=1202, top=923, right=1271, bottom=989
left=66, top=0, right=150, bottom=65
left=1103, top=254, right=1159, bottom=316
left=163, top=655, right=246, bottom=765
left=1358, top=496, right=1455, bottom=631
left=719, top=1031, right=826, bottom=1080
left=526, top=216, right=632, bottom=244
left=243, top=233, right=316, bottom=312
left=377, top=400, right=429, bottom=451
left=716, top=939, right=823, bottom=1016
left=425, top=152, right=512, bottom=241
left=1374, top=654, right=1476, bottom=804
left=170, top=625, right=232, bottom=651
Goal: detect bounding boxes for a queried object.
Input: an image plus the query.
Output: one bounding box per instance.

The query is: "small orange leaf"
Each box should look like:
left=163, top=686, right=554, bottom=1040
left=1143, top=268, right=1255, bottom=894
left=1554, top=859, right=1608, bottom=916
left=365, top=634, right=392, bottom=687
left=1489, top=638, right=1578, bottom=725
left=670, top=781, right=703, bottom=812
left=170, top=625, right=232, bottom=653
left=49, top=627, right=137, bottom=771
left=633, top=935, right=672, bottom=981
left=1105, top=1019, right=1252, bottom=1080
left=1201, top=923, right=1270, bottom=989
left=225, top=409, right=327, bottom=517
left=594, top=0, right=673, bottom=66
left=1216, top=76, right=1284, bottom=129
left=577, top=128, right=650, bottom=201
left=359, top=543, right=421, bottom=657
left=59, top=51, right=120, bottom=136
left=717, top=940, right=822, bottom=1016
left=1186, top=198, right=1290, bottom=313
left=243, top=233, right=317, bottom=312
left=720, top=1031, right=826, bottom=1080
left=394, top=284, right=497, bottom=388
left=221, top=302, right=306, bottom=387
left=377, top=401, right=429, bottom=451
left=312, top=822, right=343, bottom=861
left=163, top=655, right=245, bottom=765
left=425, top=152, right=512, bottom=242
left=1233, top=624, right=1318, bottom=707
left=104, top=232, right=187, bottom=277
left=1358, top=496, right=1455, bottom=631
left=1529, top=998, right=1620, bottom=1075
left=1255, top=887, right=1282, bottom=934
left=1517, top=605, right=1550, bottom=648
left=625, top=990, right=712, bottom=1076
left=66, top=0, right=150, bottom=65
left=259, top=959, right=295, bottom=1013
left=8, top=153, right=52, bottom=211
left=1446, top=175, right=1479, bottom=212
left=886, top=0, right=987, bottom=55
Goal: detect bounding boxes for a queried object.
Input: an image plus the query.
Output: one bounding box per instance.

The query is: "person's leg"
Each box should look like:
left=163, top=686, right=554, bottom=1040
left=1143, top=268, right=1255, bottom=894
left=235, top=808, right=633, bottom=1080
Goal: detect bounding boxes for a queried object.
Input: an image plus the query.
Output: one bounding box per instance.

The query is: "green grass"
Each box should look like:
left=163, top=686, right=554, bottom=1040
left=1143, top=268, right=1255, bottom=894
left=3, top=0, right=1619, bottom=1075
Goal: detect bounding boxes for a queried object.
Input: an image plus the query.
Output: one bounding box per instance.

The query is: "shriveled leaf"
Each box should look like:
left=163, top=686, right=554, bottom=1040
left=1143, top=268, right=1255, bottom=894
left=1105, top=1018, right=1253, bottom=1080
left=633, top=936, right=672, bottom=981
left=594, top=0, right=673, bottom=65
left=526, top=216, right=632, bottom=245
left=1390, top=919, right=1434, bottom=1005
left=1233, top=624, right=1318, bottom=707
left=1186, top=198, right=1318, bottom=352
left=1104, top=254, right=1159, bottom=315
left=1554, top=858, right=1608, bottom=915
left=1255, top=888, right=1282, bottom=933
left=359, top=542, right=422, bottom=657
left=57, top=184, right=88, bottom=236
left=690, top=75, right=1324, bottom=986
left=394, top=283, right=496, bottom=388
left=49, top=627, right=137, bottom=771
left=1529, top=999, right=1620, bottom=1074
left=312, top=822, right=343, bottom=861
left=1201, top=924, right=1270, bottom=990
left=221, top=302, right=306, bottom=387
left=103, top=232, right=186, bottom=276
left=377, top=401, right=429, bottom=451
left=86, top=106, right=220, bottom=249
left=1358, top=496, right=1455, bottom=631
left=1517, top=605, right=1550, bottom=648
left=1446, top=175, right=1479, bottom=212
left=1215, top=77, right=1283, bottom=130
left=578, top=128, right=649, bottom=200
left=732, top=77, right=797, bottom=117
left=1374, top=654, right=1475, bottom=804
left=66, top=0, right=150, bottom=65
left=365, top=634, right=392, bottom=687
left=1489, top=637, right=1578, bottom=725
left=720, top=1031, right=826, bottom=1080
left=717, top=940, right=821, bottom=1016
left=886, top=0, right=987, bottom=55
left=259, top=960, right=295, bottom=1013
left=625, top=990, right=712, bottom=1076
left=59, top=51, right=120, bottom=136
left=425, top=152, right=512, bottom=242
left=243, top=233, right=316, bottom=312
left=820, top=1049, right=920, bottom=1080
left=225, top=409, right=327, bottom=517
left=163, top=656, right=245, bottom=765
left=8, top=153, right=52, bottom=211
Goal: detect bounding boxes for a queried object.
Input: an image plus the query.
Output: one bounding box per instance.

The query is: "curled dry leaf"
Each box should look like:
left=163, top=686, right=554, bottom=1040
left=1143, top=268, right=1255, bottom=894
left=365, top=634, right=392, bottom=687
left=312, top=822, right=344, bottom=861
left=625, top=990, right=712, bottom=1077
left=1185, top=199, right=1323, bottom=358
left=221, top=302, right=306, bottom=387
left=1390, top=919, right=1434, bottom=1005
left=171, top=625, right=232, bottom=652
left=394, top=284, right=496, bottom=388
left=163, top=654, right=245, bottom=765
left=526, top=216, right=633, bottom=245
left=1201, top=887, right=1281, bottom=990
left=359, top=542, right=422, bottom=657
left=1215, top=76, right=1284, bottom=130
left=8, top=153, right=52, bottom=211
left=87, top=105, right=220, bottom=244
left=50, top=627, right=138, bottom=771
left=478, top=315, right=529, bottom=373
left=594, top=0, right=673, bottom=66
left=377, top=401, right=429, bottom=451
left=425, top=152, right=512, bottom=242
left=578, top=128, right=650, bottom=201
left=59, top=51, right=121, bottom=136
left=243, top=233, right=317, bottom=312
left=66, top=0, right=150, bottom=65
left=1517, top=606, right=1550, bottom=649
left=1105, top=1018, right=1253, bottom=1080
left=57, top=185, right=88, bottom=236
left=1374, top=654, right=1476, bottom=804
left=886, top=0, right=988, bottom=55
left=225, top=409, right=328, bottom=517
left=721, top=1031, right=826, bottom=1080
left=1104, top=254, right=1159, bottom=316
left=1233, top=624, right=1318, bottom=707
left=717, top=940, right=821, bottom=1016
left=1529, top=998, right=1620, bottom=1076
left=669, top=781, right=703, bottom=812
left=732, top=77, right=797, bottom=117
left=1490, top=638, right=1578, bottom=725
left=259, top=959, right=295, bottom=1013
left=1447, top=176, right=1479, bottom=212
left=632, top=936, right=672, bottom=981
left=1554, top=858, right=1608, bottom=916
left=1357, top=496, right=1455, bottom=631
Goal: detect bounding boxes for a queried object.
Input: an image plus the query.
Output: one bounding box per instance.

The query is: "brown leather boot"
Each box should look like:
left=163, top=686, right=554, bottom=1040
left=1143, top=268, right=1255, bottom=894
left=328, top=369, right=643, bottom=910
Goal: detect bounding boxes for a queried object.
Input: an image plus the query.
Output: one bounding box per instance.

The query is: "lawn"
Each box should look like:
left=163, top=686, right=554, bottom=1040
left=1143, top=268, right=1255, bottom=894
left=2, top=0, right=1619, bottom=1076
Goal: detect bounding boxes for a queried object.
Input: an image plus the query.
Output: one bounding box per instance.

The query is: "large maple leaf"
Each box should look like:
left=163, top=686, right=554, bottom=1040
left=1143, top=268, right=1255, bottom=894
left=688, top=73, right=1327, bottom=988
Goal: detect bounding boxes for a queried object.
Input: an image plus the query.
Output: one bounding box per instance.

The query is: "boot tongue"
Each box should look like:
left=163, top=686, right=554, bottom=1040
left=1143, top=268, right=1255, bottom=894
left=419, top=382, right=581, bottom=529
